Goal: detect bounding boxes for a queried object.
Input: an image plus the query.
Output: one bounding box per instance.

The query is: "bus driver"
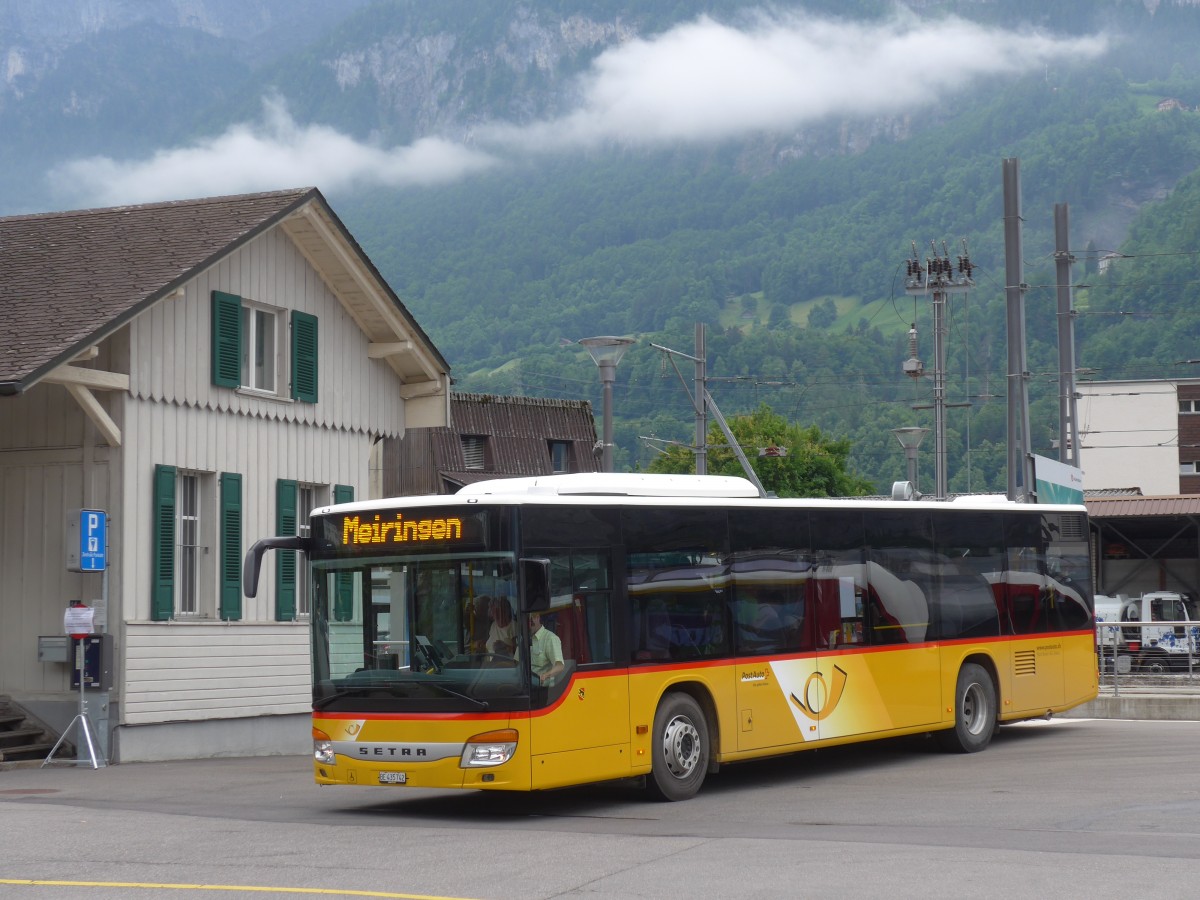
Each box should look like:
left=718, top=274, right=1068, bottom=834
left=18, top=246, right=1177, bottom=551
left=528, top=611, right=565, bottom=686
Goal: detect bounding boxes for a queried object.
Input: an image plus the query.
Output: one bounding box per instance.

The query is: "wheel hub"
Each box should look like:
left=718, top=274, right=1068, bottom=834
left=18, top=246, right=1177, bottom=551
left=662, top=715, right=701, bottom=778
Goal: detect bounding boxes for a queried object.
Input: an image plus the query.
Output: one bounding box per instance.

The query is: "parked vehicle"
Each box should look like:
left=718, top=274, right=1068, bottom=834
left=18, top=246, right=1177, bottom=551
left=1094, top=592, right=1200, bottom=673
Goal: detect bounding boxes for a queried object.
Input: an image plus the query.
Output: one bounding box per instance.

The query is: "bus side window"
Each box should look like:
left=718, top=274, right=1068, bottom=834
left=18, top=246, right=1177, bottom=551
left=534, top=550, right=614, bottom=666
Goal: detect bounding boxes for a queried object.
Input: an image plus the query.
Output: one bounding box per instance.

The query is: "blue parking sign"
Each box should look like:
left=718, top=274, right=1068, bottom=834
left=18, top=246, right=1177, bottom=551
left=80, top=510, right=107, bottom=571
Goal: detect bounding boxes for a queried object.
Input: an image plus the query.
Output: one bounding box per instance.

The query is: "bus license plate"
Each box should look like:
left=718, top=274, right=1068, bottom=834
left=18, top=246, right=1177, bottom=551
left=378, top=772, right=407, bottom=784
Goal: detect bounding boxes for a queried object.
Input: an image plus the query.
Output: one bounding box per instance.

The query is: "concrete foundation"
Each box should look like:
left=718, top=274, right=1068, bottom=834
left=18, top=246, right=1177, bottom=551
left=112, top=714, right=311, bottom=763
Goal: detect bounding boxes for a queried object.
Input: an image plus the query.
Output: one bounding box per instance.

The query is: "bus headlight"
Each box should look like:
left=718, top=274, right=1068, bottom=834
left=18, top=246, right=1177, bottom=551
left=313, top=727, right=335, bottom=765
left=460, top=729, right=518, bottom=767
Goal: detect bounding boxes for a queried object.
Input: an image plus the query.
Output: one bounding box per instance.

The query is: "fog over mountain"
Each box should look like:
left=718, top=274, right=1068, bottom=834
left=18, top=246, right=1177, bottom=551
left=7, top=0, right=1200, bottom=489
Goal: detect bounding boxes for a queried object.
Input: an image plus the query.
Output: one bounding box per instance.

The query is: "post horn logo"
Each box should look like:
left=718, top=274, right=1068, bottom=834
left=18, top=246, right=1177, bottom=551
left=789, top=665, right=849, bottom=721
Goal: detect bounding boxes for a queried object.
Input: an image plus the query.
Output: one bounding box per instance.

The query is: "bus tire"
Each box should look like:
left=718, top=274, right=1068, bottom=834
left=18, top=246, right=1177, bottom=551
left=936, top=663, right=996, bottom=754
left=647, top=692, right=709, bottom=802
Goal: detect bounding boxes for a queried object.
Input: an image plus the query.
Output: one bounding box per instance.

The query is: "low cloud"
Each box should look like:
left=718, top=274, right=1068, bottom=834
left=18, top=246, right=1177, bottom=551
left=50, top=9, right=1107, bottom=206
left=498, top=10, right=1107, bottom=149
left=51, top=96, right=498, bottom=207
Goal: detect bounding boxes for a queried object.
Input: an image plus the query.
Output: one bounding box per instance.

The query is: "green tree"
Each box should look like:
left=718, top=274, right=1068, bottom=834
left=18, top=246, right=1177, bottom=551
left=645, top=404, right=873, bottom=498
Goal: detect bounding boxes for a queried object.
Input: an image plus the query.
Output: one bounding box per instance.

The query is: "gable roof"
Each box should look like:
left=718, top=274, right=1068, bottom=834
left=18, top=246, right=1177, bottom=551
left=0, top=187, right=449, bottom=394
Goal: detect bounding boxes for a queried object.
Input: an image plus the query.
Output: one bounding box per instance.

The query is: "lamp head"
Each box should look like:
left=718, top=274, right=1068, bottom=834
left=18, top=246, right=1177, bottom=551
left=578, top=336, right=635, bottom=369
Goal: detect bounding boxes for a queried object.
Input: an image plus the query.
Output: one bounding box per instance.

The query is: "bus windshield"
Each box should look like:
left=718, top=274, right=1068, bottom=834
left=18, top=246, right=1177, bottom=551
left=311, top=554, right=525, bottom=712
left=308, top=505, right=529, bottom=713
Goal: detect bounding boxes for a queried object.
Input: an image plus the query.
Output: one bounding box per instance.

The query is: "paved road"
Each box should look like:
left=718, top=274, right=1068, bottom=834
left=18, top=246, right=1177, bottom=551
left=3, top=718, right=1199, bottom=899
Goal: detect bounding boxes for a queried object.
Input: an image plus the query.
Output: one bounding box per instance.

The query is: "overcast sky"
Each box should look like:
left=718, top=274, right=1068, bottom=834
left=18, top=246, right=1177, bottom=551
left=51, top=8, right=1107, bottom=207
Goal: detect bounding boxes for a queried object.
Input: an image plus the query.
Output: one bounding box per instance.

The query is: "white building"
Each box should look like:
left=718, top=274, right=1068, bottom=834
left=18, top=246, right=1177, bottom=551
left=1076, top=379, right=1193, bottom=495
left=0, top=188, right=450, bottom=763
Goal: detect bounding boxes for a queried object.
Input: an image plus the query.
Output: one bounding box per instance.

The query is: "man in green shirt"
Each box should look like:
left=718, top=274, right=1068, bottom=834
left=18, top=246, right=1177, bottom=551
left=528, top=611, right=565, bottom=685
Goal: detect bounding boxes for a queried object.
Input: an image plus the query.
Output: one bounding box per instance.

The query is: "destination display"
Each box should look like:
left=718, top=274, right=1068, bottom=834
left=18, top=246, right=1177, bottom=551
left=314, top=507, right=497, bottom=558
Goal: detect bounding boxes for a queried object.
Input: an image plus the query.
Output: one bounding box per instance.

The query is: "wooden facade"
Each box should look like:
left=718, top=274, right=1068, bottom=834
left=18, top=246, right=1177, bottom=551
left=0, top=189, right=450, bottom=762
left=385, top=392, right=599, bottom=496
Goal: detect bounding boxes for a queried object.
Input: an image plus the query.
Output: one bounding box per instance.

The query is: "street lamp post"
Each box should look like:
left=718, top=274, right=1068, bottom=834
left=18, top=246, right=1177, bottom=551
left=578, top=336, right=635, bottom=473
left=891, top=426, right=929, bottom=497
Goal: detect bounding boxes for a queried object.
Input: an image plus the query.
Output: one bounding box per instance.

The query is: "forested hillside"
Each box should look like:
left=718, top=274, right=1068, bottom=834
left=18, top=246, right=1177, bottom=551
left=321, top=1, right=1200, bottom=490
left=10, top=0, right=1200, bottom=491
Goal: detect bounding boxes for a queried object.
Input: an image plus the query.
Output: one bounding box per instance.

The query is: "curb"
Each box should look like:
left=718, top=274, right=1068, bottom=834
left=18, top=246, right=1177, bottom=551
left=1061, top=694, right=1200, bottom=721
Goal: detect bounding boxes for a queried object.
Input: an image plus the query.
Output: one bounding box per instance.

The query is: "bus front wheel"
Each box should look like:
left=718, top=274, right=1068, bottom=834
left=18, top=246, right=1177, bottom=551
left=647, top=692, right=709, bottom=801
left=937, top=663, right=996, bottom=754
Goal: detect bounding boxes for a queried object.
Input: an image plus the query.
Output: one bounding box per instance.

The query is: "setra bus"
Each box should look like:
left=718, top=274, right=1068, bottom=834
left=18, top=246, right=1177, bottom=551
left=243, top=473, right=1097, bottom=801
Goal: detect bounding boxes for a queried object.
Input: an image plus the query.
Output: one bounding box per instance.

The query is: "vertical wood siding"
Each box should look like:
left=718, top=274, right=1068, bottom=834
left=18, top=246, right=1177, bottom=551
left=127, top=227, right=405, bottom=437
left=121, top=400, right=369, bottom=624
left=0, top=454, right=111, bottom=693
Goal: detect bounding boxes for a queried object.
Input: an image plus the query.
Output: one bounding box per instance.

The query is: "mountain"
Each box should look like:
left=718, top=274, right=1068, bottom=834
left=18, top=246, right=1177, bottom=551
left=6, top=0, right=1200, bottom=491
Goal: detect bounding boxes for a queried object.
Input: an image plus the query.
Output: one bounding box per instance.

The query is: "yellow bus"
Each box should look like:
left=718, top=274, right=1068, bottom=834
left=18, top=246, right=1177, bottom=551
left=244, top=473, right=1097, bottom=801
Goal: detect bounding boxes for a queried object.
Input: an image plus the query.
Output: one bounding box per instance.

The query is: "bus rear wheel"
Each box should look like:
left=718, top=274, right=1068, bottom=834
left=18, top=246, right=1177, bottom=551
left=647, top=692, right=709, bottom=801
left=937, top=662, right=996, bottom=753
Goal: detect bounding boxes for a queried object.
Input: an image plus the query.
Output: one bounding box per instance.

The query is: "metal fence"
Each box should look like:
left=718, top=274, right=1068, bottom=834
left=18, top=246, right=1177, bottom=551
left=1095, top=620, right=1199, bottom=696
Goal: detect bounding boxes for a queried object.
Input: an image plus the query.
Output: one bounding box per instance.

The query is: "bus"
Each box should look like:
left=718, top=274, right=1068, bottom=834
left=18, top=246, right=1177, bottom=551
left=243, top=473, right=1097, bottom=801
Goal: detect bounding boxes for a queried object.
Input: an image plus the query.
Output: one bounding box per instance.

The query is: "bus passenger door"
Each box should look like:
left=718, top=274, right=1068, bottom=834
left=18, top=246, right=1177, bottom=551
left=734, top=575, right=820, bottom=752
left=801, top=564, right=940, bottom=743
left=527, top=553, right=630, bottom=787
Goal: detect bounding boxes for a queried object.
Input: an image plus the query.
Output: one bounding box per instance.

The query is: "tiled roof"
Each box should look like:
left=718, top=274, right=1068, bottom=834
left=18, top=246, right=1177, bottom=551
left=0, top=188, right=315, bottom=391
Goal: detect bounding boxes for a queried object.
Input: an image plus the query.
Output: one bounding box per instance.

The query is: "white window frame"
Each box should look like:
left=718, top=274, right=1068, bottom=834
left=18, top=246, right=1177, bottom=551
left=1180, top=399, right=1200, bottom=414
left=176, top=470, right=216, bottom=617
left=240, top=301, right=283, bottom=395
left=1181, top=461, right=1199, bottom=475
left=462, top=435, right=487, bottom=470
left=549, top=440, right=571, bottom=473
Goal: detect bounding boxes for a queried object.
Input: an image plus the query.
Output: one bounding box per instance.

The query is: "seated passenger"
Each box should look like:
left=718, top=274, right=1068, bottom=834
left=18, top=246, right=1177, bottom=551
left=528, top=611, right=565, bottom=685
left=487, top=597, right=516, bottom=656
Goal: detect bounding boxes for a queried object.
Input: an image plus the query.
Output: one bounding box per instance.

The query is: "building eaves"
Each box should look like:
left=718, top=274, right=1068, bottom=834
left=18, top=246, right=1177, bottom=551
left=0, top=188, right=318, bottom=393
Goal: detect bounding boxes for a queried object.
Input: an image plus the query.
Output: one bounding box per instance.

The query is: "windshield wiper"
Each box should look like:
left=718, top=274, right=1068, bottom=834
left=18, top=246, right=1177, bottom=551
left=423, top=681, right=489, bottom=710
left=312, top=679, right=489, bottom=711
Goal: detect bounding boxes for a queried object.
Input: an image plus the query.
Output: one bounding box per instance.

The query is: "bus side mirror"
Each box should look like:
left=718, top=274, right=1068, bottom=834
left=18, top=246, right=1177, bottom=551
left=520, top=557, right=551, bottom=613
left=243, top=536, right=309, bottom=598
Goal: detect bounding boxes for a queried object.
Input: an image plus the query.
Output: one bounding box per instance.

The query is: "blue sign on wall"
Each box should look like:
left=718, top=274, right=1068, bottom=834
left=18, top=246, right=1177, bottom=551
left=79, top=509, right=107, bottom=571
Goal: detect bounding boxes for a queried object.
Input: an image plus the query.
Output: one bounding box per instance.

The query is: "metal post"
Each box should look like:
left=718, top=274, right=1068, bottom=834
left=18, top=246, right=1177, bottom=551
left=932, top=286, right=948, bottom=499
left=577, top=336, right=635, bottom=474
left=1055, top=203, right=1080, bottom=468
left=1003, top=158, right=1035, bottom=500
left=598, top=362, right=615, bottom=473
left=695, top=322, right=707, bottom=476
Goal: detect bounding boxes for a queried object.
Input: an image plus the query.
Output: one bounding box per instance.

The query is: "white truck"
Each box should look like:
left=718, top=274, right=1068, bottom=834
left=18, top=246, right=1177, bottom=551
left=1094, top=591, right=1200, bottom=673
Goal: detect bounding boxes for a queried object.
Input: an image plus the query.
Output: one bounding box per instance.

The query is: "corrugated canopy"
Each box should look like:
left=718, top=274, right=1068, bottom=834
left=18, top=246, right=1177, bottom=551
left=1086, top=495, right=1200, bottom=517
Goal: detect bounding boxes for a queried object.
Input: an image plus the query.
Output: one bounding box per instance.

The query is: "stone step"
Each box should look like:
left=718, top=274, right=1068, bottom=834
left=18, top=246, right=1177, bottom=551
left=0, top=728, right=46, bottom=746
left=0, top=742, right=58, bottom=762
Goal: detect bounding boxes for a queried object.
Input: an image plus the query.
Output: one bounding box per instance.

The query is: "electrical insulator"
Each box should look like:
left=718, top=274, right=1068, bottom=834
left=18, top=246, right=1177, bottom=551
left=903, top=324, right=923, bottom=378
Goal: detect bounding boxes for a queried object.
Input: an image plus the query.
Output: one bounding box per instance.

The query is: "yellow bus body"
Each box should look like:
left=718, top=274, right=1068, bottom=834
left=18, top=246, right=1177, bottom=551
left=312, top=630, right=1097, bottom=790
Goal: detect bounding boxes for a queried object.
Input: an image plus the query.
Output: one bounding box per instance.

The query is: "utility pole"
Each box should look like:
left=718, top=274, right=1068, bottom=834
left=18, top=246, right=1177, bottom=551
left=1054, top=203, right=1081, bottom=468
left=651, top=331, right=709, bottom=477
left=1002, top=158, right=1035, bottom=501
left=694, top=323, right=707, bottom=475
left=650, top=327, right=768, bottom=496
left=905, top=241, right=974, bottom=499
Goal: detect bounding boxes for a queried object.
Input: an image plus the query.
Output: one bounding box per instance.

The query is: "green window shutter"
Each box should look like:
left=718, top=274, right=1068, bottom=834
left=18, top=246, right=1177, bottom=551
left=219, top=472, right=243, bottom=622
left=151, top=464, right=176, bottom=621
left=275, top=478, right=298, bottom=621
left=333, top=484, right=354, bottom=621
left=291, top=312, right=318, bottom=403
left=211, top=291, right=242, bottom=388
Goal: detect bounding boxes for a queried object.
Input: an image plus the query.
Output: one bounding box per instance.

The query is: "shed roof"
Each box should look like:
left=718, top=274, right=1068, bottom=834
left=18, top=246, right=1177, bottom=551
left=1085, top=495, right=1200, bottom=518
